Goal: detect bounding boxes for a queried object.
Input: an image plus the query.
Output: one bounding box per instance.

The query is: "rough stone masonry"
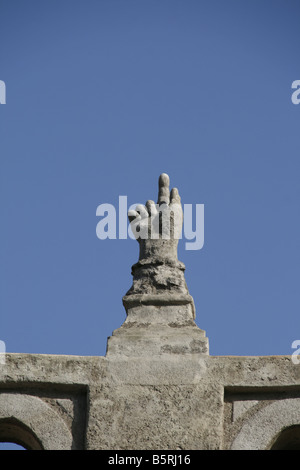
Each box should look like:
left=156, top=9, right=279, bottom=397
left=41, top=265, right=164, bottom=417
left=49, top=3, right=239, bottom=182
left=0, top=174, right=299, bottom=450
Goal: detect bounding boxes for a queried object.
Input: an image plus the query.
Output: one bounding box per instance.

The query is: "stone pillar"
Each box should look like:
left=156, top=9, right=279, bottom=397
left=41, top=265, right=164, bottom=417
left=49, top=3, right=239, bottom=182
left=106, top=173, right=209, bottom=357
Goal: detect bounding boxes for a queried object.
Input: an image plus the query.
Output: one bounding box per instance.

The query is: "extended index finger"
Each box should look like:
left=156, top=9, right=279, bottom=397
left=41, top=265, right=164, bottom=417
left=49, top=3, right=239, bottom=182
left=157, top=173, right=170, bottom=205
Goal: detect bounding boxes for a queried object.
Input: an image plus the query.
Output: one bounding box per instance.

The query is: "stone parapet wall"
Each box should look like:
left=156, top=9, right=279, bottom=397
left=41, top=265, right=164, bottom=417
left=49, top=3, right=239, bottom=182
left=0, top=353, right=299, bottom=449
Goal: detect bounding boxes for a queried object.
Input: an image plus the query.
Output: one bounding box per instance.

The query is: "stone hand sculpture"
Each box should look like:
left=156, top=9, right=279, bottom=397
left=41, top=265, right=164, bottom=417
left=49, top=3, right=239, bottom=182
left=124, top=173, right=190, bottom=300
left=127, top=173, right=183, bottom=264
left=107, top=173, right=209, bottom=358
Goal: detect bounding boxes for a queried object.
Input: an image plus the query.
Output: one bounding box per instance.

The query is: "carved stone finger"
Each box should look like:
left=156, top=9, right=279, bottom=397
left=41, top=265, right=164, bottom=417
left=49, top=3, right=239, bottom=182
left=128, top=210, right=141, bottom=223
left=157, top=173, right=170, bottom=205
left=170, top=187, right=181, bottom=205
left=146, top=200, right=157, bottom=216
left=135, top=204, right=149, bottom=219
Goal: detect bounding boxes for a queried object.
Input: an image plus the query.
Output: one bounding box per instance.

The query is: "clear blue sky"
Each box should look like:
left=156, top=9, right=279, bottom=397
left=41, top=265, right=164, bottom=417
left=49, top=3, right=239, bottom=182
left=1, top=0, right=299, bottom=358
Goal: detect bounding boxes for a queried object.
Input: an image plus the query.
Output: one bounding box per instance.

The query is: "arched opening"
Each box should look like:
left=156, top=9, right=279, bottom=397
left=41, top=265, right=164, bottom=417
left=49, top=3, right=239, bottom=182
left=270, top=425, right=300, bottom=450
left=0, top=442, right=26, bottom=450
left=0, top=393, right=72, bottom=450
left=0, top=418, right=43, bottom=450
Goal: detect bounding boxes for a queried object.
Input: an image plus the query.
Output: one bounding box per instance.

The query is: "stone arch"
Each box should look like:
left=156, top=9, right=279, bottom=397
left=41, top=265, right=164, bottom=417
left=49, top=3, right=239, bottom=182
left=231, top=398, right=300, bottom=450
left=0, top=417, right=43, bottom=450
left=0, top=393, right=73, bottom=450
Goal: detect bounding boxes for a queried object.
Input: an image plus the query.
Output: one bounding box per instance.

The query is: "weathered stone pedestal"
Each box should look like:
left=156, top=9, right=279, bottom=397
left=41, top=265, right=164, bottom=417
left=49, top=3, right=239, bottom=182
left=106, top=286, right=208, bottom=358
